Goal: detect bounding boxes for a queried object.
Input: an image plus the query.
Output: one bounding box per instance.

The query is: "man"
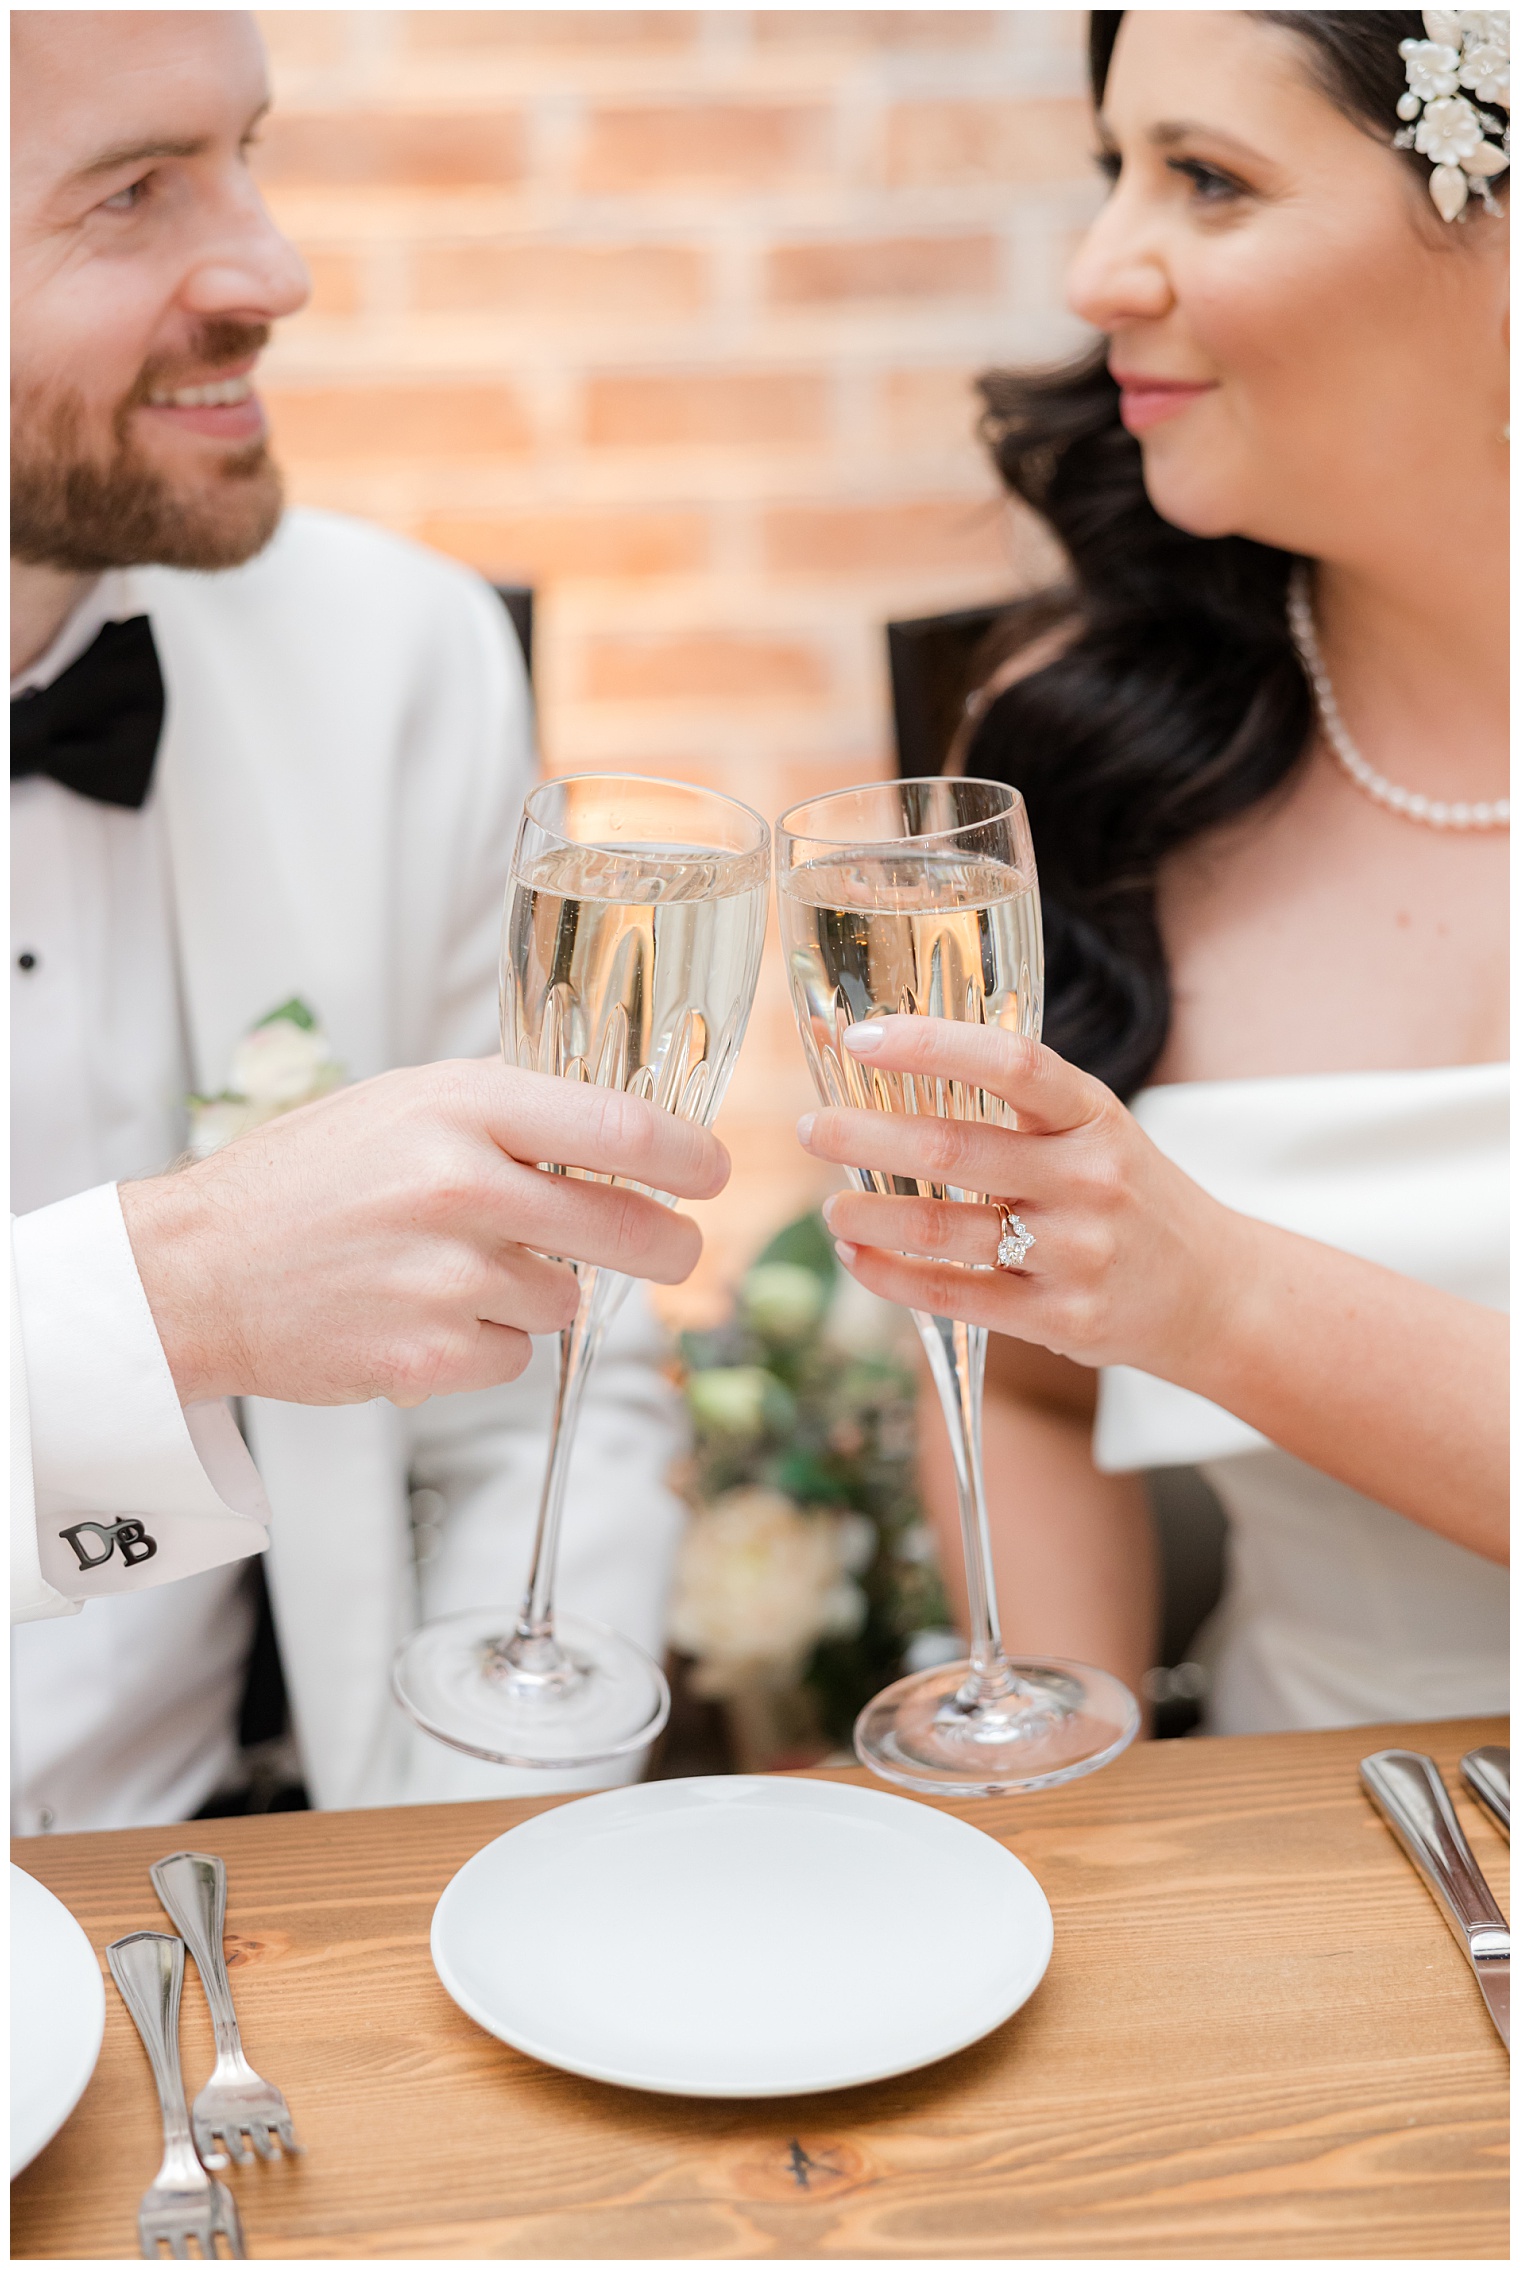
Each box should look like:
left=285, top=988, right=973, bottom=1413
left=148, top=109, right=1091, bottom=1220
left=11, top=11, right=720, bottom=1829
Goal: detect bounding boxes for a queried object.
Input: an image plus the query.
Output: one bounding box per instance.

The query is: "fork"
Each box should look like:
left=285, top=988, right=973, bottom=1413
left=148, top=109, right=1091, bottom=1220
left=151, top=1851, right=302, bottom=2165
left=106, top=1932, right=247, bottom=2261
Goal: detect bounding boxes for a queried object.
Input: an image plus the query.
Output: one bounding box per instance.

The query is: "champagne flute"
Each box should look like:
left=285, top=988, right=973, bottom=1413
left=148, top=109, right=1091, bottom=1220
left=776, top=776, right=1138, bottom=1796
left=393, top=773, right=770, bottom=1769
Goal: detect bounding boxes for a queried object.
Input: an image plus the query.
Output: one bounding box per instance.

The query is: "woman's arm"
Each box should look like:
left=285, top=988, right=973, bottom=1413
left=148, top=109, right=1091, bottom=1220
left=805, top=1018, right=1508, bottom=1565
left=920, top=1333, right=1159, bottom=1700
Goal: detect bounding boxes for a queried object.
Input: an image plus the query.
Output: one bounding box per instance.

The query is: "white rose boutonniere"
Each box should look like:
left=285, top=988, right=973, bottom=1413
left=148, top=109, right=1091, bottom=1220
left=187, top=998, right=344, bottom=1159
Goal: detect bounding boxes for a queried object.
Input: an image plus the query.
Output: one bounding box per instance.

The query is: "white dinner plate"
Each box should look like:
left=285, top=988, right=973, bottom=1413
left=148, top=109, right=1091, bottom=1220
left=431, top=1774, right=1053, bottom=2097
left=10, top=1864, right=106, bottom=2178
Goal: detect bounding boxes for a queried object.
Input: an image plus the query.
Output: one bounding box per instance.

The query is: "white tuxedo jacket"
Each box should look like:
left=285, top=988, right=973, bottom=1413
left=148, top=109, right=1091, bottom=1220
left=11, top=509, right=688, bottom=1810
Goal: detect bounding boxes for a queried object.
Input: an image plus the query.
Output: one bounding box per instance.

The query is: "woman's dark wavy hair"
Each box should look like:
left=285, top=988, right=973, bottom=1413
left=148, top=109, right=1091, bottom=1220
left=963, top=12, right=1434, bottom=1099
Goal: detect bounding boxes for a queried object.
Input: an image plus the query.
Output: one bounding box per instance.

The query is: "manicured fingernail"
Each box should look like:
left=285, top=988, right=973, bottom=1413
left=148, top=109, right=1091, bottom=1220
left=821, top=1192, right=841, bottom=1229
left=844, top=1022, right=885, bottom=1054
left=834, top=1239, right=859, bottom=1265
left=797, top=1114, right=816, bottom=1145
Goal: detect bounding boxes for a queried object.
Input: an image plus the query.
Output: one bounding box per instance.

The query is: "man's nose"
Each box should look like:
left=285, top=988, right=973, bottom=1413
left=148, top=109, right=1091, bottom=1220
left=181, top=189, right=310, bottom=326
left=1065, top=193, right=1173, bottom=334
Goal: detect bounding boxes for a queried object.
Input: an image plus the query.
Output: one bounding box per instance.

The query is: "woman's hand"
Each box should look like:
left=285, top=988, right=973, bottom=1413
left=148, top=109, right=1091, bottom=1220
left=800, top=1017, right=1240, bottom=1378
left=800, top=1015, right=1507, bottom=1562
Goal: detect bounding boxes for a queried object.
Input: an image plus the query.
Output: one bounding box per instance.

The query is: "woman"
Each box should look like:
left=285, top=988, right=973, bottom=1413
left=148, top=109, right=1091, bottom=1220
left=797, top=9, right=1508, bottom=1732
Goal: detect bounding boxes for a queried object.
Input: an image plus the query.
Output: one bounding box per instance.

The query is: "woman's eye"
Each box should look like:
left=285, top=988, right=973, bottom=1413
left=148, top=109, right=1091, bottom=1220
left=101, top=176, right=150, bottom=214
left=1094, top=148, right=1122, bottom=186
left=1166, top=156, right=1245, bottom=205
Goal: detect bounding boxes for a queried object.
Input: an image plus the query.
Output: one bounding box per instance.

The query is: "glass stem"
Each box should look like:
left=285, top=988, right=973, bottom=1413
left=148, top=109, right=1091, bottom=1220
left=508, top=1267, right=617, bottom=1670
left=914, top=1311, right=1023, bottom=1703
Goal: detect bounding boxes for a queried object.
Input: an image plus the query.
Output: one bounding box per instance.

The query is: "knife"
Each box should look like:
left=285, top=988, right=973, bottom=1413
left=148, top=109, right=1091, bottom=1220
left=1461, top=1746, right=1509, bottom=1841
left=1361, top=1750, right=1509, bottom=2050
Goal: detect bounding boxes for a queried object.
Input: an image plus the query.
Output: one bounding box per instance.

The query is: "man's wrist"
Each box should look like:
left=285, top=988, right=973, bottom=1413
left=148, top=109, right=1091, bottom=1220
left=118, top=1170, right=240, bottom=1405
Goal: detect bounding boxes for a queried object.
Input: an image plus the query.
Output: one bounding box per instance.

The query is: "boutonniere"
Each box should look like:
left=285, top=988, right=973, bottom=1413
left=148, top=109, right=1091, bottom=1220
left=187, top=998, right=344, bottom=1159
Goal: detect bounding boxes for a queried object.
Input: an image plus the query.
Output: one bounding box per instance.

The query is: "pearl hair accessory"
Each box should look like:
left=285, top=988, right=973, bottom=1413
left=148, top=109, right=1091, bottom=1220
left=1393, top=10, right=1510, bottom=221
left=1287, top=568, right=1509, bottom=831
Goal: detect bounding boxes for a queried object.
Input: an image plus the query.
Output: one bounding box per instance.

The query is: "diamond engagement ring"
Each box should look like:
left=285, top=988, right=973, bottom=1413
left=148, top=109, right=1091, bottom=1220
left=995, top=1206, right=1035, bottom=1272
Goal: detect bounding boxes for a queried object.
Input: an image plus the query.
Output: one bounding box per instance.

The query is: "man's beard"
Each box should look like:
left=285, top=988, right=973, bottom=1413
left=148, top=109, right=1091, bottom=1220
left=11, top=320, right=285, bottom=573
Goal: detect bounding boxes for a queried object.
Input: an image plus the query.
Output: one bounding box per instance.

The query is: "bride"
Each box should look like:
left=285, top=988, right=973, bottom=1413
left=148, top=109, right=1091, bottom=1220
left=797, top=9, right=1508, bottom=1732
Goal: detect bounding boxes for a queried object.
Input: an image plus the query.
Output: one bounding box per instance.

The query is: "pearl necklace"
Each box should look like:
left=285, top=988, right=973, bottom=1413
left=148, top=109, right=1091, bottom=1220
left=1286, top=568, right=1509, bottom=832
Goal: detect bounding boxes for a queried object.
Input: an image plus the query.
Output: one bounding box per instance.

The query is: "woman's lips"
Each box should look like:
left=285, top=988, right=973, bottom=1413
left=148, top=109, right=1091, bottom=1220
left=1113, top=377, right=1217, bottom=435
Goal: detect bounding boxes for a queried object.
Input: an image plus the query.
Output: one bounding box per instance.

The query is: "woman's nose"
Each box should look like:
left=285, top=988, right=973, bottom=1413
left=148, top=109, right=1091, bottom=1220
left=1066, top=192, right=1173, bottom=334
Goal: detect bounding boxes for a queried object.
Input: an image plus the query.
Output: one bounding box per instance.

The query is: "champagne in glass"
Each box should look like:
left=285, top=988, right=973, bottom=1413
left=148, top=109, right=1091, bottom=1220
left=394, top=775, right=769, bottom=1770
left=777, top=776, right=1138, bottom=1796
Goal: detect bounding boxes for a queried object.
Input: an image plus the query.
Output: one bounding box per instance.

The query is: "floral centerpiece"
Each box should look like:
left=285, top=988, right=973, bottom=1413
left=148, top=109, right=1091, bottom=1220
left=668, top=1211, right=953, bottom=1769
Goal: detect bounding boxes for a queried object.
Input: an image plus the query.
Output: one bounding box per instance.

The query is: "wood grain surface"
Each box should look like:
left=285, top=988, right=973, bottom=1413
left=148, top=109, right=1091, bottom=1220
left=11, top=1715, right=1509, bottom=2262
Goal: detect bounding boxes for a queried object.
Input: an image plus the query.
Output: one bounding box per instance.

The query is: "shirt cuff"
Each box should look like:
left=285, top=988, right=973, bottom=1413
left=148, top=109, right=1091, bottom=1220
left=12, top=1184, right=270, bottom=1610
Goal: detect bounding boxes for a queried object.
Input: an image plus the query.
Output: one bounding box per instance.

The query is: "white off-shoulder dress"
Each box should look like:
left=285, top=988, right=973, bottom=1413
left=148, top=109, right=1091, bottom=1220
left=1092, top=1061, right=1508, bottom=1734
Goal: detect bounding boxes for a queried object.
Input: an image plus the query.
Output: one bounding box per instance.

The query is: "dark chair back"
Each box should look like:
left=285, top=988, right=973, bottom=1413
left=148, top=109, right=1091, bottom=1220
left=492, top=584, right=534, bottom=684
left=886, top=602, right=1014, bottom=777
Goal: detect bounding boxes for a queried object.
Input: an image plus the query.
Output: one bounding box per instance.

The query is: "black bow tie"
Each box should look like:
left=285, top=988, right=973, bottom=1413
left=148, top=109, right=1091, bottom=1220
left=10, top=614, right=166, bottom=812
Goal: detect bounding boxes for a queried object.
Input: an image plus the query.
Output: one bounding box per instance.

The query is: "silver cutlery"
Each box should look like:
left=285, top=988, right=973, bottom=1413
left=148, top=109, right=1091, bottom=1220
left=106, top=1931, right=247, bottom=2261
left=1461, top=1745, right=1510, bottom=1840
left=151, top=1851, right=302, bottom=2165
left=1360, top=1748, right=1509, bottom=2051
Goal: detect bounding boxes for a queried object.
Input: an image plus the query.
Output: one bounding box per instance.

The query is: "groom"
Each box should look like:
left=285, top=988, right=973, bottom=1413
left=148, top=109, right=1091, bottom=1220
left=11, top=11, right=713, bottom=1830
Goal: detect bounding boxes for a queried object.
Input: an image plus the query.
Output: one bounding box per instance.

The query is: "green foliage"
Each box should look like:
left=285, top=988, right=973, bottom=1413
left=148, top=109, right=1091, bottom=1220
left=680, top=1210, right=950, bottom=1742
left=257, top=997, right=317, bottom=1030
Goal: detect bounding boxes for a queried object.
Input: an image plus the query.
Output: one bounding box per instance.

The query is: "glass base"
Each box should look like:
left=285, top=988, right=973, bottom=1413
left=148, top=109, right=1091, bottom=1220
left=392, top=1609, right=670, bottom=1769
left=854, top=1656, right=1139, bottom=1797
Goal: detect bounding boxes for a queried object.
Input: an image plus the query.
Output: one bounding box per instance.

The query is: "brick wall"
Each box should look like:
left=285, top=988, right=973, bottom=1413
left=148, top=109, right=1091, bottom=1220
left=255, top=8, right=1099, bottom=1323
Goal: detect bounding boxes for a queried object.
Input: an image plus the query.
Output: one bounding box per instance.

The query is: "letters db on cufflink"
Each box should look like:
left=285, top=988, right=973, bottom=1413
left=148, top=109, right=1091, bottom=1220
left=58, top=1518, right=159, bottom=1572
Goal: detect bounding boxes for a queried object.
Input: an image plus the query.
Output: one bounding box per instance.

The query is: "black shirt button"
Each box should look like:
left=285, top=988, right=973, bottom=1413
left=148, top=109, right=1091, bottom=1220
left=17, top=951, right=37, bottom=972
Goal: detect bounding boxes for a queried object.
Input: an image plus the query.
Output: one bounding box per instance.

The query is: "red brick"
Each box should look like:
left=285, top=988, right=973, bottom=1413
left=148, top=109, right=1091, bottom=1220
left=767, top=235, right=997, bottom=305
left=412, top=242, right=708, bottom=318
left=298, top=249, right=364, bottom=319
left=886, top=99, right=1094, bottom=188
left=268, top=384, right=534, bottom=460
left=256, top=11, right=349, bottom=69
left=579, top=105, right=830, bottom=193
left=402, top=10, right=697, bottom=51
left=762, top=498, right=1009, bottom=577
left=256, top=111, right=525, bottom=188
left=584, top=634, right=830, bottom=703
left=755, top=11, right=996, bottom=47
left=584, top=369, right=829, bottom=449
left=878, top=369, right=982, bottom=451
left=417, top=508, right=711, bottom=580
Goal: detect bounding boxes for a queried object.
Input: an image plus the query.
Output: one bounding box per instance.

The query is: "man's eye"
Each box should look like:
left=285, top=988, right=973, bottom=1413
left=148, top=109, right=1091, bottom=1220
left=1166, top=157, right=1245, bottom=204
left=101, top=177, right=150, bottom=214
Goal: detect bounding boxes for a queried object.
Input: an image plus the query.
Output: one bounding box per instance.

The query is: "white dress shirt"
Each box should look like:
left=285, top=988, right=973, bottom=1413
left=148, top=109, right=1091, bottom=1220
left=12, top=578, right=267, bottom=1828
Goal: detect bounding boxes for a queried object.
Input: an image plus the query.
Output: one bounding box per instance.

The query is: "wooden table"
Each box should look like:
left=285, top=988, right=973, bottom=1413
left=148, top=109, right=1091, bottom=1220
left=12, top=1716, right=1508, bottom=2261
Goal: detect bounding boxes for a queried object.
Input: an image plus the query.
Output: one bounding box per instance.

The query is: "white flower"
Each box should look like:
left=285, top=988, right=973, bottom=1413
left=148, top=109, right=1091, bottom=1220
left=739, top=1262, right=828, bottom=1345
left=686, top=1366, right=777, bottom=1439
left=1423, top=8, right=1466, bottom=45
left=1428, top=160, right=1473, bottom=217
left=1414, top=92, right=1488, bottom=161
left=1402, top=37, right=1463, bottom=98
left=229, top=1014, right=339, bottom=1108
left=186, top=1095, right=273, bottom=1161
left=1462, top=135, right=1511, bottom=173
left=187, top=999, right=344, bottom=1158
left=1458, top=40, right=1510, bottom=104
left=668, top=1487, right=869, bottom=1689
left=819, top=1265, right=917, bottom=1357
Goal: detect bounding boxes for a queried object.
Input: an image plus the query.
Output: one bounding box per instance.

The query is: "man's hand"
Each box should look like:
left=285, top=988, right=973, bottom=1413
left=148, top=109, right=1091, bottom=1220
left=120, top=1060, right=729, bottom=1408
